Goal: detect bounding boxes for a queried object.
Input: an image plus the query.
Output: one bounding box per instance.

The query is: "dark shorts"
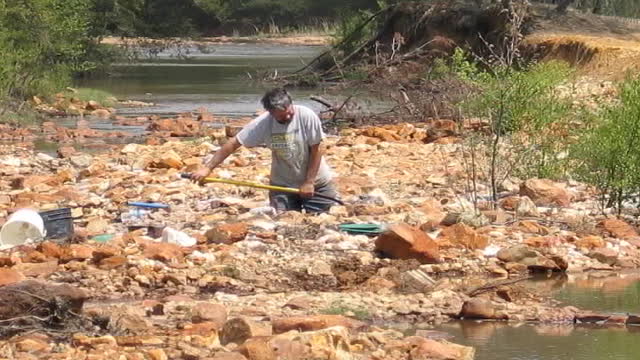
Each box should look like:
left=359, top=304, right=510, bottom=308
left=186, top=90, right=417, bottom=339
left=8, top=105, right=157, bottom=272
left=269, top=181, right=340, bottom=213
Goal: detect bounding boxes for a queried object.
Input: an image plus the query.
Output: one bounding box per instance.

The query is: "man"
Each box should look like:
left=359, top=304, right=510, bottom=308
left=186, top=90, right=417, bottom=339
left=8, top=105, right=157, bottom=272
left=192, top=88, right=339, bottom=213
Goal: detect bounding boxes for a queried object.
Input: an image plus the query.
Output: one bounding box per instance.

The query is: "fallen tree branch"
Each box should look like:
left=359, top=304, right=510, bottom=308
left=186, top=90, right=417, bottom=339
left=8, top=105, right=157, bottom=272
left=466, top=275, right=532, bottom=297
left=310, top=96, right=335, bottom=110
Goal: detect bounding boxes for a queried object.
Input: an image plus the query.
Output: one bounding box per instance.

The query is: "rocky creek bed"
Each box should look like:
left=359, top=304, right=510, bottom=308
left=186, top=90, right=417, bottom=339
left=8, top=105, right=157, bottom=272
left=1, top=112, right=640, bottom=359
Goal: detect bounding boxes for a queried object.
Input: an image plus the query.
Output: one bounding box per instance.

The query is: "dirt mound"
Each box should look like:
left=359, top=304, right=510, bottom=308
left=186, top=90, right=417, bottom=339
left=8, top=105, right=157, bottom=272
left=525, top=34, right=640, bottom=79
left=522, top=4, right=640, bottom=79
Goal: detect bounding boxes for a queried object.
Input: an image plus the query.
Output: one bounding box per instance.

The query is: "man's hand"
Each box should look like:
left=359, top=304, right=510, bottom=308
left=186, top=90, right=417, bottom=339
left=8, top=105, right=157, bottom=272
left=300, top=181, right=314, bottom=198
left=192, top=167, right=212, bottom=184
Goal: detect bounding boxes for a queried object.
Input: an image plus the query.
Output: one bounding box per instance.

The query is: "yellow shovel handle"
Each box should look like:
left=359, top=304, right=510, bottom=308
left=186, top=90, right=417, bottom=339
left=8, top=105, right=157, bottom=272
left=201, top=177, right=300, bottom=194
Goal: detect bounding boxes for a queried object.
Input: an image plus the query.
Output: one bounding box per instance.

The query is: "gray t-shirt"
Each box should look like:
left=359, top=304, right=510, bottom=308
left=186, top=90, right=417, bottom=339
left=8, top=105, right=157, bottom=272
left=236, top=105, right=333, bottom=188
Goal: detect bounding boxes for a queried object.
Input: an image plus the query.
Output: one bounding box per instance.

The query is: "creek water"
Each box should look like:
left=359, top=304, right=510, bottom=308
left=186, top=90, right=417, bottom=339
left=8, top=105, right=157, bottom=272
left=76, top=43, right=338, bottom=118
left=430, top=273, right=640, bottom=360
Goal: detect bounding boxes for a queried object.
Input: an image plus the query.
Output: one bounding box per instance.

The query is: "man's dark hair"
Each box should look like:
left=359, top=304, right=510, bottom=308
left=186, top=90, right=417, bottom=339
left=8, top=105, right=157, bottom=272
left=261, top=88, right=292, bottom=111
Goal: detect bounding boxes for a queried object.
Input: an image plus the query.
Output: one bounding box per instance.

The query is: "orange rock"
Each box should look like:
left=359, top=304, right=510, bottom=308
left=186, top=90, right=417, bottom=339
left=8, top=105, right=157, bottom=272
left=406, top=336, right=475, bottom=360
left=57, top=145, right=77, bottom=158
left=0, top=268, right=25, bottom=286
left=14, top=261, right=59, bottom=277
left=191, top=302, right=228, bottom=329
left=575, top=236, right=606, bottom=250
left=518, top=220, right=551, bottom=235
left=437, top=223, right=488, bottom=250
left=92, top=245, right=120, bottom=261
left=520, top=179, right=571, bottom=207
left=39, top=242, right=63, bottom=259
left=143, top=242, right=184, bottom=263
left=155, top=150, right=184, bottom=169
left=98, top=256, right=128, bottom=270
left=499, top=196, right=520, bottom=211
left=22, top=250, right=47, bottom=263
left=237, top=337, right=277, bottom=360
left=375, top=223, right=441, bottom=264
left=597, top=219, right=639, bottom=239
left=60, top=244, right=94, bottom=263
left=272, top=315, right=364, bottom=334
left=206, top=223, right=249, bottom=244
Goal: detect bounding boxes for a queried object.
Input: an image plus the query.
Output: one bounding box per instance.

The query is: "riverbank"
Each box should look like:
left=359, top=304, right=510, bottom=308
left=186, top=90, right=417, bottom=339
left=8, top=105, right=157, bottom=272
left=2, top=115, right=640, bottom=358
left=101, top=35, right=331, bottom=47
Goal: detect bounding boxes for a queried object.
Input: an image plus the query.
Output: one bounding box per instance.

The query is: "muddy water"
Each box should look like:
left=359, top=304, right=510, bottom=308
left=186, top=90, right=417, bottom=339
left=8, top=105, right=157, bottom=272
left=553, top=272, right=640, bottom=314
left=435, top=321, right=640, bottom=360
left=76, top=43, right=336, bottom=117
left=432, top=274, right=640, bottom=360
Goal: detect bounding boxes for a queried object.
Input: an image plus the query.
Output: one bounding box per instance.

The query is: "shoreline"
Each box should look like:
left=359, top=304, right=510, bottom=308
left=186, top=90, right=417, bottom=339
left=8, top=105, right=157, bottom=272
left=100, top=35, right=331, bottom=47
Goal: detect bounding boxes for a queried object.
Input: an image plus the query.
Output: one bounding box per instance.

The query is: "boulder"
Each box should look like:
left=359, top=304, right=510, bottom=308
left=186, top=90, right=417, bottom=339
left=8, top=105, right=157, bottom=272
left=497, top=245, right=537, bottom=263
left=221, top=318, right=273, bottom=345
left=406, top=336, right=475, bottom=360
left=519, top=179, right=570, bottom=207
left=588, top=248, right=619, bottom=266
left=375, top=223, right=441, bottom=264
left=460, top=298, right=496, bottom=319
left=191, top=302, right=228, bottom=330
left=597, top=219, right=638, bottom=239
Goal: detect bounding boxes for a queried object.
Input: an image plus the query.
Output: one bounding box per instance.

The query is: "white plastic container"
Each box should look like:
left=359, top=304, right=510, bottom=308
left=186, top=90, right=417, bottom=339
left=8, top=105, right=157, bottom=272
left=161, top=227, right=196, bottom=247
left=0, top=209, right=46, bottom=248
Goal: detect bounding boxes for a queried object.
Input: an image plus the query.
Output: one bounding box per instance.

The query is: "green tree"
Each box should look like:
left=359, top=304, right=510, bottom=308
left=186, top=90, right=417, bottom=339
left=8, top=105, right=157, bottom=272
left=0, top=0, right=94, bottom=100
left=572, top=77, right=640, bottom=213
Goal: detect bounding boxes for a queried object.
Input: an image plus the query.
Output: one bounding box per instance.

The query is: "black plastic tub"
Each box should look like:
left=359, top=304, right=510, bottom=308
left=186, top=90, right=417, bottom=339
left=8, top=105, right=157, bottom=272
left=39, top=208, right=74, bottom=240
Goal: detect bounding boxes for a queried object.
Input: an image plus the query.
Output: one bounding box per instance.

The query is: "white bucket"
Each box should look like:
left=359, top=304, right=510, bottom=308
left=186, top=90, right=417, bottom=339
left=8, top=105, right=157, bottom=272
left=0, top=209, right=46, bottom=248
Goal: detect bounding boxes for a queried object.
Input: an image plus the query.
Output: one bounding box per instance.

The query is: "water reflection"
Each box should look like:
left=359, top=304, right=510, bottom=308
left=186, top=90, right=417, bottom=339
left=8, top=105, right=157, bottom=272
left=553, top=272, right=640, bottom=314
left=434, top=321, right=640, bottom=360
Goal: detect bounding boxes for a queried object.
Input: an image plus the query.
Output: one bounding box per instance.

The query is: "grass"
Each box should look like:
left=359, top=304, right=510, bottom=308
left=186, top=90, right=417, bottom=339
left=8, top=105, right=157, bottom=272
left=253, top=18, right=338, bottom=38
left=0, top=101, right=43, bottom=126
left=321, top=301, right=371, bottom=321
left=73, top=88, right=118, bottom=107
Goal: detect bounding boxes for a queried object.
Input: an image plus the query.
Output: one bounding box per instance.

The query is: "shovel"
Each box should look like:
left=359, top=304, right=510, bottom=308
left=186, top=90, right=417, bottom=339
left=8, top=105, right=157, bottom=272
left=180, top=173, right=344, bottom=205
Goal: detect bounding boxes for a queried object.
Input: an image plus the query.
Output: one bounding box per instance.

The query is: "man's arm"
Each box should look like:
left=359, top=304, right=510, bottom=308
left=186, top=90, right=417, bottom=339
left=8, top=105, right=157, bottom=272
left=300, top=142, right=323, bottom=197
left=192, top=137, right=242, bottom=183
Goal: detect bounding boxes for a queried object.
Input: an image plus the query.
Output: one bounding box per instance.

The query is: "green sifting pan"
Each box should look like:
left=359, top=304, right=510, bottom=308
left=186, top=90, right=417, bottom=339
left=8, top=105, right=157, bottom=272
left=338, top=223, right=385, bottom=235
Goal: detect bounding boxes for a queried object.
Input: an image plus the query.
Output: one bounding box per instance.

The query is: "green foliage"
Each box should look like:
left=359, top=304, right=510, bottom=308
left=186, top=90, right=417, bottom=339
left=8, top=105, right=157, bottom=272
left=427, top=48, right=488, bottom=82
left=571, top=77, right=640, bottom=212
left=331, top=9, right=377, bottom=55
left=458, top=60, right=573, bottom=202
left=465, top=61, right=572, bottom=136
left=0, top=0, right=94, bottom=99
left=74, top=88, right=117, bottom=107
left=321, top=301, right=370, bottom=321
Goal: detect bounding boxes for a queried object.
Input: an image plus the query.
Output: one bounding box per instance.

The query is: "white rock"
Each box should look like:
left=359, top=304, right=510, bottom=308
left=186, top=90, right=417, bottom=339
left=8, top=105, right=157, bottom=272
left=0, top=157, right=21, bottom=166
left=36, top=153, right=54, bottom=162
left=483, top=244, right=501, bottom=257
left=188, top=251, right=216, bottom=262
left=162, top=227, right=196, bottom=247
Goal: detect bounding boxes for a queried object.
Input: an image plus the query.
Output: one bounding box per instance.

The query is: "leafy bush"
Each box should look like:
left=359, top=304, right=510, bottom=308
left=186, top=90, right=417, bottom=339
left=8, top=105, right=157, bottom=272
left=572, top=77, right=640, bottom=212
left=459, top=60, right=573, bottom=202
left=0, top=0, right=96, bottom=100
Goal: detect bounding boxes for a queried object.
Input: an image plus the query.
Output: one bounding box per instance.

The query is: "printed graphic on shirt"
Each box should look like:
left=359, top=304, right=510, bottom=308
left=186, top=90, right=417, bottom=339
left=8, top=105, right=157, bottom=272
left=270, top=132, right=299, bottom=161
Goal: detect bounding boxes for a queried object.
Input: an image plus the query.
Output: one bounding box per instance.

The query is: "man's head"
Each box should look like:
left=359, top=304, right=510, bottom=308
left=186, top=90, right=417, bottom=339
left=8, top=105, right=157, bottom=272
left=261, top=88, right=294, bottom=123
